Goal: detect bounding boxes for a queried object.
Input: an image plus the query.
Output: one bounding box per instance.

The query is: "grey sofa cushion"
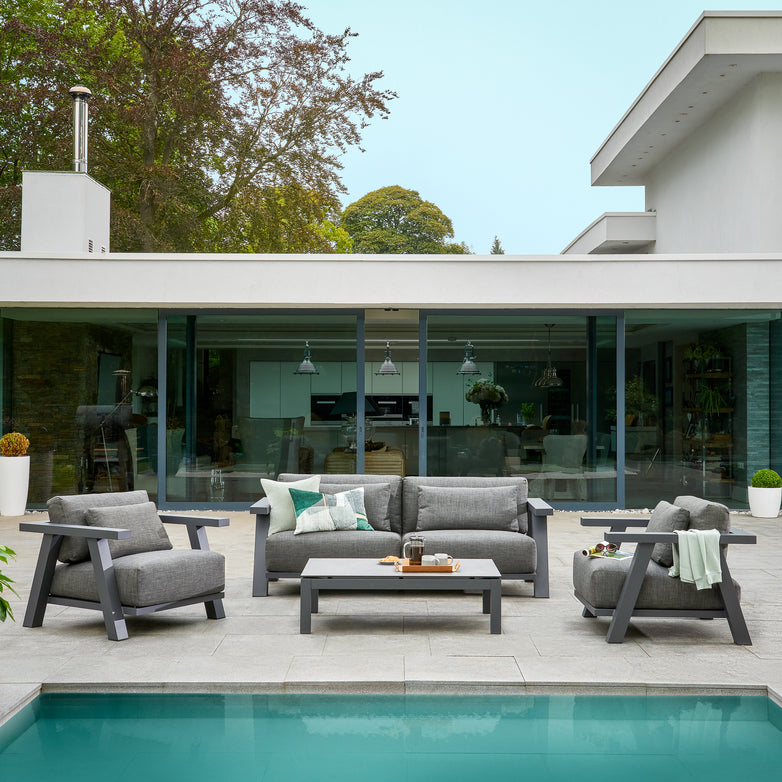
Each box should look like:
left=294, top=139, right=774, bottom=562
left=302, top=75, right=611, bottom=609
left=85, top=502, right=172, bottom=558
left=674, top=495, right=731, bottom=534
left=572, top=551, right=739, bottom=610
left=50, top=549, right=225, bottom=608
left=646, top=500, right=690, bottom=568
left=280, top=474, right=403, bottom=535
left=266, top=529, right=401, bottom=573
left=47, top=490, right=150, bottom=564
left=320, top=482, right=392, bottom=532
left=415, top=485, right=519, bottom=532
left=402, top=476, right=529, bottom=535
left=402, top=530, right=536, bottom=575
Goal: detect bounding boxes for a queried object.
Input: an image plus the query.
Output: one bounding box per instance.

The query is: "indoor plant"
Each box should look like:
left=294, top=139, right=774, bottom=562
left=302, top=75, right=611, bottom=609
left=748, top=469, right=782, bottom=518
left=466, top=379, right=509, bottom=425
left=520, top=402, right=536, bottom=425
left=0, top=431, right=31, bottom=516
left=0, top=544, right=18, bottom=622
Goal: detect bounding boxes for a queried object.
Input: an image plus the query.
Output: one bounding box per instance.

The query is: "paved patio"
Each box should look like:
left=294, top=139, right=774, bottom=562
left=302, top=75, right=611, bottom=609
left=2, top=507, right=781, bottom=724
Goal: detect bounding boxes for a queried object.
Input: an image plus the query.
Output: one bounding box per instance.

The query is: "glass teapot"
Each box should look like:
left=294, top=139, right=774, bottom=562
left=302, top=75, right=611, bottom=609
left=403, top=535, right=425, bottom=565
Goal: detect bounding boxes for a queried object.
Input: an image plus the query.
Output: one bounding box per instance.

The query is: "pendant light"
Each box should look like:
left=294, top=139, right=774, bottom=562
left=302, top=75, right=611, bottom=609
left=293, top=340, right=319, bottom=374
left=533, top=324, right=564, bottom=388
left=375, top=340, right=400, bottom=375
left=457, top=339, right=480, bottom=375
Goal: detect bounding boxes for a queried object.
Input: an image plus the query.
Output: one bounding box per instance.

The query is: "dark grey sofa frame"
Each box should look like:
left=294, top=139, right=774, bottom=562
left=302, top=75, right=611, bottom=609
left=250, top=476, right=553, bottom=599
left=576, top=516, right=756, bottom=644
left=20, top=512, right=229, bottom=641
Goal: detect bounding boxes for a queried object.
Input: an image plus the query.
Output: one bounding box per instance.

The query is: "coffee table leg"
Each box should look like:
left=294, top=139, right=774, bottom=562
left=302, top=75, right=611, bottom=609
left=489, top=580, right=501, bottom=634
left=300, top=577, right=313, bottom=634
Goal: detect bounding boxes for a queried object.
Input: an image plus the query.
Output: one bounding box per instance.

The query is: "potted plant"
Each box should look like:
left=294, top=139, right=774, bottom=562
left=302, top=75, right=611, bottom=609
left=0, top=544, right=18, bottom=622
left=0, top=432, right=31, bottom=516
left=748, top=469, right=782, bottom=518
left=465, top=379, right=509, bottom=425
left=520, top=402, right=536, bottom=425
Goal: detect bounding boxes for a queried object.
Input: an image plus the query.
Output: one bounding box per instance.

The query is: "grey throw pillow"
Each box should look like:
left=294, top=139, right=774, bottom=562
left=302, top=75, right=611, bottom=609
left=646, top=500, right=690, bottom=567
left=673, top=495, right=730, bottom=534
left=320, top=482, right=392, bottom=531
left=85, top=502, right=172, bottom=559
left=415, top=485, right=519, bottom=531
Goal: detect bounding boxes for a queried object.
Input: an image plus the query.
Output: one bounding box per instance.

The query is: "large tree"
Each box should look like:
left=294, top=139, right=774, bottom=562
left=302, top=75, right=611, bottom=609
left=340, top=185, right=469, bottom=254
left=0, top=0, right=393, bottom=252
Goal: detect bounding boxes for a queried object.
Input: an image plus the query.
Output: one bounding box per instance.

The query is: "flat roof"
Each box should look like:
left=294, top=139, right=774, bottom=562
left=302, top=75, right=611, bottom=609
left=592, top=11, right=782, bottom=186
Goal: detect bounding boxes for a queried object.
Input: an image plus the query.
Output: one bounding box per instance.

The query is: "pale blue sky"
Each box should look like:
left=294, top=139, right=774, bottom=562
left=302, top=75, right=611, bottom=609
left=305, top=2, right=780, bottom=254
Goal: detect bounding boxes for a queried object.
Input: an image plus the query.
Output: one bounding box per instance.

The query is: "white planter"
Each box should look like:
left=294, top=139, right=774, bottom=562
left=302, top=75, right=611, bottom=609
left=748, top=485, right=782, bottom=518
left=0, top=455, right=30, bottom=516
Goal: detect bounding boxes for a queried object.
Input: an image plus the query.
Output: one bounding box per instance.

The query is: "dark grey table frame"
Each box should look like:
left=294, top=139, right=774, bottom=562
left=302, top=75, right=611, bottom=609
left=299, top=558, right=502, bottom=634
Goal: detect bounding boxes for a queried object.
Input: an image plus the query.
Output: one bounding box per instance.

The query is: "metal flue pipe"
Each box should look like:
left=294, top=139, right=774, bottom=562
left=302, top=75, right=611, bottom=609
left=69, top=85, right=92, bottom=173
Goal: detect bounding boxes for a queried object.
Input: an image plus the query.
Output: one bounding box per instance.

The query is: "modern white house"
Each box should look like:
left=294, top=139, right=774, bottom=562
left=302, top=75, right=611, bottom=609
left=2, top=11, right=782, bottom=511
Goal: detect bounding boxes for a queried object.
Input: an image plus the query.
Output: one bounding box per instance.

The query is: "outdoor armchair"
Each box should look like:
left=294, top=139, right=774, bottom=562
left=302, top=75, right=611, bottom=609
left=20, top=490, right=228, bottom=641
left=573, top=495, right=755, bottom=644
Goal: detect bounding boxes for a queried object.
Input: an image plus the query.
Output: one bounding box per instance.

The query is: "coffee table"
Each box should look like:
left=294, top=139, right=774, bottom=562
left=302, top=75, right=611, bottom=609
left=299, top=558, right=502, bottom=634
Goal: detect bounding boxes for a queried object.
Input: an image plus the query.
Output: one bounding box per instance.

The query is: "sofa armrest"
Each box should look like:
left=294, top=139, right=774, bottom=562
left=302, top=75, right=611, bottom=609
left=250, top=500, right=272, bottom=596
left=19, top=521, right=131, bottom=540
left=527, top=497, right=552, bottom=598
left=602, top=529, right=756, bottom=546
left=250, top=497, right=270, bottom=517
left=158, top=513, right=229, bottom=551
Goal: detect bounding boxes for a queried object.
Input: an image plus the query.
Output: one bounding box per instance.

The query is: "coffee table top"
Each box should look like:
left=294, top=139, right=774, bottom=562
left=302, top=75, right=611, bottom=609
left=300, top=558, right=500, bottom=578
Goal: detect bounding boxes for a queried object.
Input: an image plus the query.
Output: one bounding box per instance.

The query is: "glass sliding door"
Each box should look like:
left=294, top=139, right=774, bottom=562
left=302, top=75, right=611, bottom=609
left=426, top=313, right=617, bottom=503
left=0, top=308, right=158, bottom=505
left=165, top=312, right=357, bottom=504
left=624, top=309, right=782, bottom=509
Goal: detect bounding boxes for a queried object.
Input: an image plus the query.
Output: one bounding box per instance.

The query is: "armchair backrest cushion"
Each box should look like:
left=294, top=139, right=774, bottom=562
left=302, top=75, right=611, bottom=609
left=402, top=476, right=529, bottom=535
left=48, top=490, right=150, bottom=563
left=85, top=501, right=172, bottom=558
left=674, top=495, right=731, bottom=534
left=279, top=474, right=403, bottom=535
left=647, top=500, right=690, bottom=567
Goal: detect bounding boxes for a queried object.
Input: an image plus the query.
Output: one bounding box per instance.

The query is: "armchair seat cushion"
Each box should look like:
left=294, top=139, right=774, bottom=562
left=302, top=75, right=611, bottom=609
left=572, top=552, right=739, bottom=611
left=50, top=549, right=225, bottom=608
left=403, top=530, right=537, bottom=574
left=265, top=529, right=400, bottom=573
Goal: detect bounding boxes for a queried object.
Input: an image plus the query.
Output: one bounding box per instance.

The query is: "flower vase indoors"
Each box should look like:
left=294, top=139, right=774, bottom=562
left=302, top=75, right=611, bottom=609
left=465, top=379, right=509, bottom=426
left=0, top=432, right=31, bottom=516
left=748, top=469, right=782, bottom=518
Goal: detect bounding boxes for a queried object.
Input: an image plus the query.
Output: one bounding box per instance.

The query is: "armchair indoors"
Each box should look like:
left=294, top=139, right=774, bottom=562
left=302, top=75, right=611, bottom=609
left=572, top=495, right=755, bottom=644
left=20, top=490, right=228, bottom=641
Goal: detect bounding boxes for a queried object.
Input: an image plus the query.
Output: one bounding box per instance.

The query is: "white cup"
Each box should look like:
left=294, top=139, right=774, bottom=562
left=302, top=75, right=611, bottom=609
left=420, top=555, right=437, bottom=566
left=434, top=553, right=450, bottom=566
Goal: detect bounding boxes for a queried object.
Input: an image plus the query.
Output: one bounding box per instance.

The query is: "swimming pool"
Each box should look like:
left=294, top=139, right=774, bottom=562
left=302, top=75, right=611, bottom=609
left=1, top=693, right=781, bottom=781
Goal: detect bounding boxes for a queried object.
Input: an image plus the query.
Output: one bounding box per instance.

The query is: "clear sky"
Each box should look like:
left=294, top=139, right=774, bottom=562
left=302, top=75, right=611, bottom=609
left=304, top=1, right=781, bottom=254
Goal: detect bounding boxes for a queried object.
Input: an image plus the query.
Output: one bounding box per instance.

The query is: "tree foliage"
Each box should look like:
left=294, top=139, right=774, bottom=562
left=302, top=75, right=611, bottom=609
left=490, top=235, right=504, bottom=254
left=0, top=0, right=394, bottom=252
left=340, top=185, right=468, bottom=254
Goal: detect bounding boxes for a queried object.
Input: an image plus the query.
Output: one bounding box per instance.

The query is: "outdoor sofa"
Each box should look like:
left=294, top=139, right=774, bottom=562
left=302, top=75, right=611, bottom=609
left=250, top=473, right=552, bottom=598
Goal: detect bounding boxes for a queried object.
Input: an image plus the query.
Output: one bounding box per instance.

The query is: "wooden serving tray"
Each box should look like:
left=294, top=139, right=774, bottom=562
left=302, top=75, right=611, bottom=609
left=394, top=558, right=461, bottom=572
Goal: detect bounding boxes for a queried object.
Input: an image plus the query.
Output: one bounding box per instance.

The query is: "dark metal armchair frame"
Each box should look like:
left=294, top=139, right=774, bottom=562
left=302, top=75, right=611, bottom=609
left=20, top=513, right=229, bottom=641
left=576, top=516, right=756, bottom=645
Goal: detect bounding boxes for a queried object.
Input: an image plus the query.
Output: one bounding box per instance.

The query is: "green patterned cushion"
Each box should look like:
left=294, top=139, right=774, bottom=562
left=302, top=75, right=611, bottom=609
left=289, top=488, right=374, bottom=535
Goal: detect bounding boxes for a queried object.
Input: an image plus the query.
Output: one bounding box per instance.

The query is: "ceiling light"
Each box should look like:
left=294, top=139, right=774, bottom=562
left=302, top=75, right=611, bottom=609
left=457, top=339, right=480, bottom=375
left=533, top=324, right=565, bottom=389
left=294, top=340, right=319, bottom=374
left=375, top=341, right=400, bottom=375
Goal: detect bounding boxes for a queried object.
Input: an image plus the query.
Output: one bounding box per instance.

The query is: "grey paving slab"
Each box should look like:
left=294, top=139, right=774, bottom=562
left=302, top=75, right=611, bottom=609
left=404, top=654, right=523, bottom=683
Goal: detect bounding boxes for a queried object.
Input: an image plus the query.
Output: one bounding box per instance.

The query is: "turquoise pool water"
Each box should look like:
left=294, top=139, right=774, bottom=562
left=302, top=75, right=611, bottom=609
left=1, top=693, right=781, bottom=781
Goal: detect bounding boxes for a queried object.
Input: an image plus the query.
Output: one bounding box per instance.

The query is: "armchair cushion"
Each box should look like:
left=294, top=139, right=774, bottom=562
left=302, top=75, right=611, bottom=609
left=415, top=485, right=519, bottom=532
left=48, top=490, right=150, bottom=564
left=50, top=549, right=225, bottom=608
left=674, top=495, right=730, bottom=534
left=262, top=476, right=321, bottom=534
left=85, top=501, right=172, bottom=558
left=572, top=552, right=738, bottom=611
left=646, top=500, right=690, bottom=567
left=320, top=482, right=392, bottom=532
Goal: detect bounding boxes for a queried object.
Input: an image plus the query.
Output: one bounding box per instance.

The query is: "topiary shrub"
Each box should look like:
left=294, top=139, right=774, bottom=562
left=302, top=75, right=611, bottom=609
left=0, top=432, right=29, bottom=457
left=751, top=469, right=782, bottom=488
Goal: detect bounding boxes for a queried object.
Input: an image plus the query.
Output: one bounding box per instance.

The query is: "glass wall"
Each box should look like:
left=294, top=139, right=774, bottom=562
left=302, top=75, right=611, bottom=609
left=0, top=308, right=158, bottom=505
left=624, top=310, right=782, bottom=509
left=164, top=312, right=358, bottom=504
left=425, top=314, right=618, bottom=503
